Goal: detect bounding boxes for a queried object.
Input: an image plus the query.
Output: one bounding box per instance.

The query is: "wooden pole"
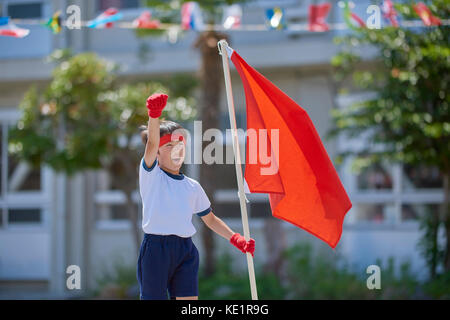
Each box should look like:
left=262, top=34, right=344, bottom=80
left=218, top=39, right=258, bottom=300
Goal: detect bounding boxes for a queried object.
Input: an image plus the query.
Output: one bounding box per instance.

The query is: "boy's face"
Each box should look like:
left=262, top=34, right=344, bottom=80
left=157, top=140, right=185, bottom=171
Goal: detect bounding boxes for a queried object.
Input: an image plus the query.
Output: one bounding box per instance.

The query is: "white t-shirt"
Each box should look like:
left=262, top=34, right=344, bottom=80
left=139, top=158, right=212, bottom=238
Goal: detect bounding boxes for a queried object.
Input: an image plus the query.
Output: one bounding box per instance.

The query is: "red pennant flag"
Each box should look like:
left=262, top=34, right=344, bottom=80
left=133, top=11, right=161, bottom=29
left=229, top=49, right=352, bottom=248
left=0, top=17, right=29, bottom=38
left=413, top=2, right=441, bottom=26
left=382, top=0, right=399, bottom=27
left=103, top=8, right=118, bottom=28
left=350, top=12, right=366, bottom=28
left=308, top=3, right=332, bottom=32
left=342, top=1, right=366, bottom=29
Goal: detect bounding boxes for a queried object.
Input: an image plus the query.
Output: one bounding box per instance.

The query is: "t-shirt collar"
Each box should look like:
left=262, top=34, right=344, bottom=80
left=161, top=167, right=185, bottom=180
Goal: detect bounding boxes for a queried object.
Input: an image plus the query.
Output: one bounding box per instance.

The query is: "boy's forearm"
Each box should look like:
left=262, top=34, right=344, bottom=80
left=148, top=117, right=160, bottom=146
left=144, top=117, right=160, bottom=166
left=206, top=215, right=235, bottom=241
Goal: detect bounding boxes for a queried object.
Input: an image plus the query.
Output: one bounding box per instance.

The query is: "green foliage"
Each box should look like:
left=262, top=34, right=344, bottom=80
left=281, top=243, right=423, bottom=299
left=92, top=256, right=139, bottom=299
left=198, top=243, right=424, bottom=300
left=198, top=253, right=287, bottom=299
left=199, top=253, right=254, bottom=299
left=417, top=206, right=445, bottom=278
left=91, top=242, right=450, bottom=300
left=423, top=271, right=450, bottom=299
left=329, top=0, right=450, bottom=172
left=329, top=0, right=450, bottom=278
left=100, top=80, right=197, bottom=141
left=9, top=50, right=197, bottom=175
left=375, top=257, right=420, bottom=299
left=45, top=48, right=73, bottom=64
left=282, top=244, right=375, bottom=299
left=8, top=87, right=56, bottom=168
left=10, top=52, right=116, bottom=174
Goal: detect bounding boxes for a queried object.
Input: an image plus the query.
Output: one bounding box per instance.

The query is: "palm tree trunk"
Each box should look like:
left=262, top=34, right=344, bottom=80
left=429, top=209, right=439, bottom=279
left=125, top=190, right=141, bottom=256
left=263, top=218, right=287, bottom=280
left=443, top=173, right=450, bottom=271
left=112, top=150, right=141, bottom=256
left=195, top=31, right=228, bottom=276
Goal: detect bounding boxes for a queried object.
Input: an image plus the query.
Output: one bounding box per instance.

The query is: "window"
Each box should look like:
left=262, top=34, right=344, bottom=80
left=401, top=204, right=440, bottom=222
left=402, top=164, right=443, bottom=190
left=94, top=168, right=141, bottom=225
left=0, top=110, right=52, bottom=280
left=93, top=139, right=146, bottom=227
left=357, top=163, right=393, bottom=190
left=213, top=202, right=242, bottom=219
left=342, top=157, right=443, bottom=225
left=7, top=208, right=41, bottom=224
left=355, top=203, right=396, bottom=224
left=6, top=123, right=41, bottom=192
left=250, top=202, right=272, bottom=219
left=8, top=152, right=41, bottom=192
left=0, top=111, right=50, bottom=230
left=98, top=0, right=140, bottom=11
left=337, top=93, right=444, bottom=226
left=7, top=2, right=42, bottom=19
left=0, top=1, right=51, bottom=59
left=96, top=203, right=138, bottom=221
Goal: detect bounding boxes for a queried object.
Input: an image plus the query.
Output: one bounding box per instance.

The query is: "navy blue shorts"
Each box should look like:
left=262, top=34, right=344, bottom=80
left=137, top=233, right=199, bottom=300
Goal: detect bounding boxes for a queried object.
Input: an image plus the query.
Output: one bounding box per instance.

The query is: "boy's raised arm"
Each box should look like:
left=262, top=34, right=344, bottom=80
left=144, top=117, right=160, bottom=168
left=143, top=93, right=168, bottom=168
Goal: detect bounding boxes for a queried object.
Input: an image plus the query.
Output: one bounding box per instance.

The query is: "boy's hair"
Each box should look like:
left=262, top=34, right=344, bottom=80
left=139, top=120, right=184, bottom=145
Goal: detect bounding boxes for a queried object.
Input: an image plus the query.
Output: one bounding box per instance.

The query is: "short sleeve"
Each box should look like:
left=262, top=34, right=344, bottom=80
left=194, top=183, right=212, bottom=217
left=139, top=157, right=158, bottom=197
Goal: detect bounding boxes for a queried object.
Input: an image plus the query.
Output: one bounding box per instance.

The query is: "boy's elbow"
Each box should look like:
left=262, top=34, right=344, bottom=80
left=201, top=211, right=215, bottom=225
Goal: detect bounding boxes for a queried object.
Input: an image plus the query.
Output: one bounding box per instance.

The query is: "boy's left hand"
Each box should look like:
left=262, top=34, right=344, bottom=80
left=146, top=93, right=168, bottom=118
left=230, top=233, right=255, bottom=257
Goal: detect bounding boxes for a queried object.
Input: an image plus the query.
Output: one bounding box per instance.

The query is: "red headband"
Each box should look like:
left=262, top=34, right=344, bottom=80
left=159, top=133, right=185, bottom=147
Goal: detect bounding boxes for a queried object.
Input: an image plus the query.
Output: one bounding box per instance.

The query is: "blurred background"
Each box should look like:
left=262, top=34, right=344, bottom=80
left=0, top=0, right=448, bottom=299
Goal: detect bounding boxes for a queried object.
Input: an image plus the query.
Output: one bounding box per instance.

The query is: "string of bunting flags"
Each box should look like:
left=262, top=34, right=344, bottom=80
left=0, top=1, right=447, bottom=39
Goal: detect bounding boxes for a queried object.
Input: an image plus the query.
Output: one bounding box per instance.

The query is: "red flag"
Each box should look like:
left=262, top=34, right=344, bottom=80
left=414, top=2, right=441, bottom=26
left=308, top=3, right=332, bottom=32
left=229, top=50, right=352, bottom=248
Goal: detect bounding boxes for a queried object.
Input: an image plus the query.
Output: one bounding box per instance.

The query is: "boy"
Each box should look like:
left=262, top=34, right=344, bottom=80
left=137, top=93, right=255, bottom=300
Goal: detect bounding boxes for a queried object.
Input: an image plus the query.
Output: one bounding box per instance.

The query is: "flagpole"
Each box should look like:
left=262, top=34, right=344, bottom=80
left=218, top=39, right=258, bottom=301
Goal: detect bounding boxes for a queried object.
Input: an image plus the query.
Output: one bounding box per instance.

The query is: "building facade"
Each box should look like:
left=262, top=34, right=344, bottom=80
left=0, top=0, right=444, bottom=298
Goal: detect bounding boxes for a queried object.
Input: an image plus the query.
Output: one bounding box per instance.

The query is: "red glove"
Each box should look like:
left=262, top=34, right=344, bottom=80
left=230, top=233, right=255, bottom=257
left=146, top=93, right=168, bottom=118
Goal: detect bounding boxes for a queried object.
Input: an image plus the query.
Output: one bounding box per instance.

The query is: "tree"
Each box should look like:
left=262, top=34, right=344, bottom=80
left=139, top=0, right=248, bottom=276
left=329, top=0, right=449, bottom=277
left=9, top=50, right=197, bottom=255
